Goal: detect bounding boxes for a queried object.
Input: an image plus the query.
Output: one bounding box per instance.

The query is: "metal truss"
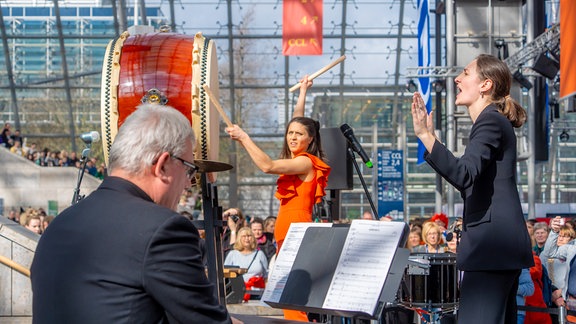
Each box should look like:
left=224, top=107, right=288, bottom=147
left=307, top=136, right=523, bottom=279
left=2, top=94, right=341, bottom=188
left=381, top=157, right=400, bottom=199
left=404, top=66, right=462, bottom=79
left=504, top=23, right=560, bottom=72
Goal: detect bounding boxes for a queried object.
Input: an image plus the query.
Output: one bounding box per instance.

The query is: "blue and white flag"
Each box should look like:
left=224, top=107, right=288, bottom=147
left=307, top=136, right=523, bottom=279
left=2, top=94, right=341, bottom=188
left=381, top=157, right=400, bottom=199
left=417, top=0, right=432, bottom=164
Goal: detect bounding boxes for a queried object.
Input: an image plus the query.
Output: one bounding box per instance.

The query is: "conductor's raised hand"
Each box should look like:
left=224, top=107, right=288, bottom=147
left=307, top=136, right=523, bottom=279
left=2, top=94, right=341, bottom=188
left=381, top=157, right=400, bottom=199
left=225, top=125, right=248, bottom=142
left=411, top=92, right=434, bottom=138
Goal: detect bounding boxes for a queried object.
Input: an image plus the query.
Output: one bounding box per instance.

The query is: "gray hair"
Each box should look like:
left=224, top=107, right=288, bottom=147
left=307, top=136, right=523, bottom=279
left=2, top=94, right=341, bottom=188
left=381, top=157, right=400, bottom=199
left=533, top=222, right=549, bottom=232
left=108, top=104, right=195, bottom=175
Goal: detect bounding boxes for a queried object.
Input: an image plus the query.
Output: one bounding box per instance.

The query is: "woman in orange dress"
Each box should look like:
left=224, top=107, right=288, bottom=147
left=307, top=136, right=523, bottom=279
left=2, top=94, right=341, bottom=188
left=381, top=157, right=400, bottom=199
left=226, top=76, right=330, bottom=321
left=226, top=76, right=330, bottom=251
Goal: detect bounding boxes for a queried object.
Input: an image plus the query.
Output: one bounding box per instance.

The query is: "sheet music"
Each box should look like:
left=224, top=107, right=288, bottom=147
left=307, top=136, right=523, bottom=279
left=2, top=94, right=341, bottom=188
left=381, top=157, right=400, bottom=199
left=322, top=220, right=405, bottom=314
left=262, top=222, right=332, bottom=304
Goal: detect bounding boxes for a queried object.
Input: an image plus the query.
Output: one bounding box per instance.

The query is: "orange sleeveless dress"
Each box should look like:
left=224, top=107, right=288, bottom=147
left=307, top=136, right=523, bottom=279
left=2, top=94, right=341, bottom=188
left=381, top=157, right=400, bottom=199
left=274, top=153, right=330, bottom=252
left=274, top=153, right=330, bottom=322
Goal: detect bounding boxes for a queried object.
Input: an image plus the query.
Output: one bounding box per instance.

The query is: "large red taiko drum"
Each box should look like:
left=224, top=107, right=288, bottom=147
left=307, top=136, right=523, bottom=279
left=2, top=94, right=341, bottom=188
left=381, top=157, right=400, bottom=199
left=100, top=28, right=220, bottom=180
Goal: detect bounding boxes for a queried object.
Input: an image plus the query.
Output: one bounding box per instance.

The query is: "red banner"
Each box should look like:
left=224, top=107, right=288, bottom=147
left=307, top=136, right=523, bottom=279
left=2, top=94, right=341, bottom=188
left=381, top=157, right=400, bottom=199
left=561, top=0, right=576, bottom=99
left=283, top=0, right=323, bottom=56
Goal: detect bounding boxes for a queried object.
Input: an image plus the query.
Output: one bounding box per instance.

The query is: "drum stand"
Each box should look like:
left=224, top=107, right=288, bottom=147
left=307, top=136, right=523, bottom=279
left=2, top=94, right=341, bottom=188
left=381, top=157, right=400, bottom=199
left=198, top=173, right=226, bottom=305
left=399, top=257, right=459, bottom=324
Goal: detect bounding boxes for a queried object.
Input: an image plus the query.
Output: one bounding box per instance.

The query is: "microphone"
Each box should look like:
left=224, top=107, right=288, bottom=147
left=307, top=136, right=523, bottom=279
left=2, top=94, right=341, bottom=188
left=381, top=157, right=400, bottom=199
left=80, top=131, right=100, bottom=144
left=340, top=123, right=373, bottom=168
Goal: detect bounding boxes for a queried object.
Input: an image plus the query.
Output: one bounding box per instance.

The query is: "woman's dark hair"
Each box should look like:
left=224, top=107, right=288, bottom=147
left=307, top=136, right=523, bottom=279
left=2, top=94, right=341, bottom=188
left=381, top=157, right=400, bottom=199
left=475, top=54, right=527, bottom=128
left=279, top=117, right=326, bottom=160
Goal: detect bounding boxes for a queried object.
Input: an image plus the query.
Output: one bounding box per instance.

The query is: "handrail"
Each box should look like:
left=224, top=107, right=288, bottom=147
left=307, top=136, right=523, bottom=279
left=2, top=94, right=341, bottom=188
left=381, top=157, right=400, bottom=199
left=0, top=255, right=31, bottom=277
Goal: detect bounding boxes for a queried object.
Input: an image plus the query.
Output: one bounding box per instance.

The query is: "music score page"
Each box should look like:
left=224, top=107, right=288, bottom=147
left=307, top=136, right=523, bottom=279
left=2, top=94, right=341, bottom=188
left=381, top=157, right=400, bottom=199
left=322, top=220, right=405, bottom=314
left=261, top=222, right=333, bottom=304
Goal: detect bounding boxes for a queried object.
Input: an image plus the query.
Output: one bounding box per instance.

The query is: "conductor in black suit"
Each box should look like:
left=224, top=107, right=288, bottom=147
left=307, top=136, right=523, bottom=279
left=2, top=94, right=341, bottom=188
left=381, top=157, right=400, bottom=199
left=31, top=104, right=236, bottom=323
left=411, top=54, right=533, bottom=323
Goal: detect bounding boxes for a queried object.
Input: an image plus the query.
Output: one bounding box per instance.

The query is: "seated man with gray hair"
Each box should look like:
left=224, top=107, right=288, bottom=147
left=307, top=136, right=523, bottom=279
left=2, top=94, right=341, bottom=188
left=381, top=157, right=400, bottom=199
left=31, top=104, right=235, bottom=323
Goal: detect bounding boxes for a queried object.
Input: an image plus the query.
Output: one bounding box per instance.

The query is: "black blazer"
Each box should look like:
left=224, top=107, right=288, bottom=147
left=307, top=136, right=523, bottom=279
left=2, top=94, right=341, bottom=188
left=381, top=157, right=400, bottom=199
left=31, top=176, right=231, bottom=323
left=425, top=104, right=533, bottom=271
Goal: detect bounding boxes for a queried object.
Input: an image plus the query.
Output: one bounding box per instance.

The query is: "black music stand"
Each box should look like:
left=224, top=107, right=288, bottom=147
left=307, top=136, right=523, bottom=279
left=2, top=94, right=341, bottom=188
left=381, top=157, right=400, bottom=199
left=263, top=221, right=409, bottom=320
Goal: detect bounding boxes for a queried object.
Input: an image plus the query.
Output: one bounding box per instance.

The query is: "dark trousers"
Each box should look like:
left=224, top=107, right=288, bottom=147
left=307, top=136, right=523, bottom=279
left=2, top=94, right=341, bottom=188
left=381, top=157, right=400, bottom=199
left=457, top=270, right=520, bottom=324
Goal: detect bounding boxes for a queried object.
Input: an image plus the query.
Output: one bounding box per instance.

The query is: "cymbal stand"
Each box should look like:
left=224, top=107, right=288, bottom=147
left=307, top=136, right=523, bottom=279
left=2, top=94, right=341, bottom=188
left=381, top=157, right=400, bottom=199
left=200, top=173, right=226, bottom=305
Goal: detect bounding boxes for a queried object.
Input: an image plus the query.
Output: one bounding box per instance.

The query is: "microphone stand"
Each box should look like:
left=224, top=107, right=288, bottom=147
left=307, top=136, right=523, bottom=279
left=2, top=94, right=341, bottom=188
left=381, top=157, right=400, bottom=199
left=71, top=145, right=92, bottom=205
left=347, top=147, right=378, bottom=219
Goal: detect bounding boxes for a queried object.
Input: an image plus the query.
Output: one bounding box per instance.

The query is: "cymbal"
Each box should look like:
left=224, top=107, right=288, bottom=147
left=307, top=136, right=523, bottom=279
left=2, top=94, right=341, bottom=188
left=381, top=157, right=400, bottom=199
left=194, top=159, right=233, bottom=173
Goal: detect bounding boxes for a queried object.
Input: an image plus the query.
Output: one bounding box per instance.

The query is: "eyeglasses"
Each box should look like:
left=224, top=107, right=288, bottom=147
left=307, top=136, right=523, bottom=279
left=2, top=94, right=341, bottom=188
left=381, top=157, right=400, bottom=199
left=172, top=155, right=199, bottom=180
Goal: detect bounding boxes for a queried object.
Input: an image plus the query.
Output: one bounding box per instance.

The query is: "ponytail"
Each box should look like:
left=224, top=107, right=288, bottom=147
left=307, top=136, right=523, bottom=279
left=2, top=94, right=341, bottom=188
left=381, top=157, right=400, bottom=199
left=496, top=95, right=527, bottom=128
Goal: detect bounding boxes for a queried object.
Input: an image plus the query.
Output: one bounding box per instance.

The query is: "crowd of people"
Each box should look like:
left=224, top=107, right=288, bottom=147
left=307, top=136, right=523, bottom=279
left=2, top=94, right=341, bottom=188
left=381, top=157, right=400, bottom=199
left=1, top=122, right=106, bottom=179
left=2, top=206, right=54, bottom=235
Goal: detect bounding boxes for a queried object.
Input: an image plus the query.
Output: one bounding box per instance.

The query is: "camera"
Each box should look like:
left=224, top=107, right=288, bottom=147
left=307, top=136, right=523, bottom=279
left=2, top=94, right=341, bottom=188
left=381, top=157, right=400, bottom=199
left=231, top=215, right=239, bottom=223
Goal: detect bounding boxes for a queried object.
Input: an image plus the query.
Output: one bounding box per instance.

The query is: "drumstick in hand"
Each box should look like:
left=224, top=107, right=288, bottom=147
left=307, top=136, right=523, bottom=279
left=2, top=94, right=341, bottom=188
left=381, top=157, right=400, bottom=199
left=202, top=84, right=233, bottom=128
left=289, top=55, right=346, bottom=92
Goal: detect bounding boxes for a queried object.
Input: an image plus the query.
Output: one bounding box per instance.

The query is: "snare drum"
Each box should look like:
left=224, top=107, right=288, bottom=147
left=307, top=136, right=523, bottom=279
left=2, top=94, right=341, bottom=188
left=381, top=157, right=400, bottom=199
left=403, top=253, right=459, bottom=309
left=101, top=28, right=220, bottom=180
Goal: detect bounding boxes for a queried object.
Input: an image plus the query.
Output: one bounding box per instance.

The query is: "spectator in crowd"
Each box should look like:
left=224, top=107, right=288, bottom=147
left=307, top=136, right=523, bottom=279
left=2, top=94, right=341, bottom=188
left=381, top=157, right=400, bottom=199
left=6, top=208, right=18, bottom=223
left=412, top=221, right=447, bottom=253
left=10, top=129, right=23, bottom=146
left=533, top=222, right=550, bottom=256
left=42, top=215, right=55, bottom=232
left=222, top=207, right=246, bottom=256
left=86, top=157, right=98, bottom=176
left=361, top=210, right=374, bottom=220
left=19, top=208, right=33, bottom=227
left=527, top=219, right=537, bottom=247
left=430, top=212, right=449, bottom=232
left=264, top=216, right=276, bottom=236
left=10, top=140, right=25, bottom=156
left=250, top=218, right=276, bottom=263
left=34, top=150, right=46, bottom=166
left=96, top=162, right=107, bottom=179
left=517, top=268, right=535, bottom=324
left=177, top=193, right=194, bottom=216
left=446, top=232, right=459, bottom=254
left=406, top=226, right=423, bottom=251
left=524, top=252, right=553, bottom=324
left=24, top=214, right=42, bottom=235
left=67, top=151, right=79, bottom=166
left=30, top=104, right=233, bottom=323
left=1, top=122, right=10, bottom=147
left=59, top=150, right=70, bottom=166
left=263, top=216, right=276, bottom=248
left=45, top=150, right=59, bottom=166
left=224, top=226, right=268, bottom=283
left=541, top=217, right=576, bottom=309
left=410, top=219, right=424, bottom=234
left=26, top=142, right=38, bottom=156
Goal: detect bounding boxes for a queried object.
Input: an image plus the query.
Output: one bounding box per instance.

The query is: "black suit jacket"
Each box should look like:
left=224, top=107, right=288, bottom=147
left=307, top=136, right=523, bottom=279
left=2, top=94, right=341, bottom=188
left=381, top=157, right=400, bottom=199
left=31, top=176, right=231, bottom=323
left=425, top=104, right=533, bottom=271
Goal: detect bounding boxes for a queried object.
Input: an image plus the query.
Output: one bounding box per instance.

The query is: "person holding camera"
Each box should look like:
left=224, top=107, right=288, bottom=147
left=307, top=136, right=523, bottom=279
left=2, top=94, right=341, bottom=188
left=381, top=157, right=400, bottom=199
left=222, top=207, right=245, bottom=256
